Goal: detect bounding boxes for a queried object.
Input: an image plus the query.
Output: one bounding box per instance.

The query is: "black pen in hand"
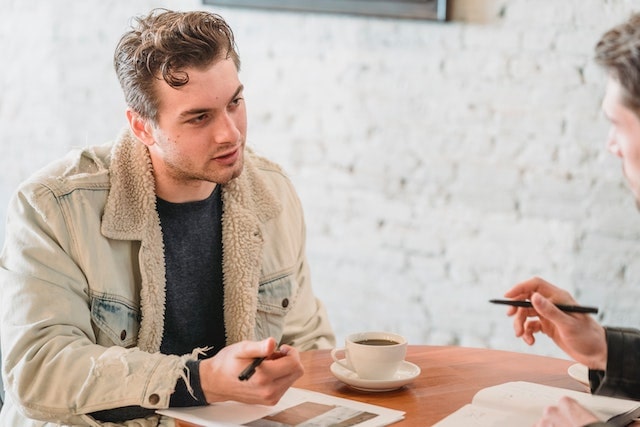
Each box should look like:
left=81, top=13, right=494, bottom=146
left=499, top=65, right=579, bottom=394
left=489, top=298, right=599, bottom=314
left=238, top=350, right=286, bottom=381
left=238, top=356, right=266, bottom=381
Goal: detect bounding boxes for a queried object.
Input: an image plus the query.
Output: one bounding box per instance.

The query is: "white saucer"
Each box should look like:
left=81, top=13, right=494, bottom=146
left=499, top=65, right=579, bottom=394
left=330, top=360, right=421, bottom=392
left=568, top=363, right=589, bottom=387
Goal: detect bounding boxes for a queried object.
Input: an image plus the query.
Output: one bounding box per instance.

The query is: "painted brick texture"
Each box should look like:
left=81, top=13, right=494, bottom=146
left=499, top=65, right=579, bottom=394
left=1, top=0, right=640, bottom=358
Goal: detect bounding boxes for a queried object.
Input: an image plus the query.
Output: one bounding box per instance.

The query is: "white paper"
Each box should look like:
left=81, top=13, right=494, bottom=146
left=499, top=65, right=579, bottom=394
left=157, top=387, right=405, bottom=427
left=433, top=381, right=640, bottom=427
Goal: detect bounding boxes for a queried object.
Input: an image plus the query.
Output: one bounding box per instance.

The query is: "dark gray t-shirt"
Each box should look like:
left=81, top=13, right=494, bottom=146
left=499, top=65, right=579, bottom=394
left=158, top=185, right=226, bottom=357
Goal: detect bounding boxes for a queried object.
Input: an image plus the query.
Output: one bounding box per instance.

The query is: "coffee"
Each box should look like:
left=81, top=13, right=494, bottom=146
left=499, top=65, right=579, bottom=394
left=332, top=331, right=407, bottom=379
left=355, top=339, right=399, bottom=346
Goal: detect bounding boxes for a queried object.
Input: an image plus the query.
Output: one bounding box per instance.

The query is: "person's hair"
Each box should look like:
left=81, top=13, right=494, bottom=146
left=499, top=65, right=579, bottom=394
left=114, top=8, right=241, bottom=122
left=595, top=13, right=640, bottom=115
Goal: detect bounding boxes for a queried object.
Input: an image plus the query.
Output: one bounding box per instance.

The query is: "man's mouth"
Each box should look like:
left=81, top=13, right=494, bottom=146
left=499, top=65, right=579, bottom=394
left=213, top=146, right=241, bottom=164
left=216, top=149, right=237, bottom=159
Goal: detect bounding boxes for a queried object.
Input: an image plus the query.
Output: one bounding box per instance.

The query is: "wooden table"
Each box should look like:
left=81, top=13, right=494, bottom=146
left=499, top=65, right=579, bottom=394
left=176, top=345, right=585, bottom=427
left=294, top=345, right=584, bottom=426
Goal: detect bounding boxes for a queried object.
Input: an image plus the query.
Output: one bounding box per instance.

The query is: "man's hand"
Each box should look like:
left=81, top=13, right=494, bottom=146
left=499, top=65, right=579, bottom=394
left=535, top=397, right=600, bottom=427
left=198, top=337, right=304, bottom=405
left=504, top=276, right=607, bottom=370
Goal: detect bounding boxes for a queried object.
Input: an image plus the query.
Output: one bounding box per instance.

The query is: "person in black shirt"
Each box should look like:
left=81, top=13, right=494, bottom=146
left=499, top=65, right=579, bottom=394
left=502, top=13, right=640, bottom=427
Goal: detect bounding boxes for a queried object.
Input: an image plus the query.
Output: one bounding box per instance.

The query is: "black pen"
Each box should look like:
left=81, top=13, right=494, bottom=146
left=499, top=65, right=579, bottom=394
left=238, top=356, right=266, bottom=381
left=489, top=299, right=599, bottom=314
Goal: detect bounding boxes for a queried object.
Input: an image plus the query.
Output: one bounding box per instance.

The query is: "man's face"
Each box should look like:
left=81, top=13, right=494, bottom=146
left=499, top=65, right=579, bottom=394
left=602, top=77, right=640, bottom=204
left=143, top=58, right=247, bottom=201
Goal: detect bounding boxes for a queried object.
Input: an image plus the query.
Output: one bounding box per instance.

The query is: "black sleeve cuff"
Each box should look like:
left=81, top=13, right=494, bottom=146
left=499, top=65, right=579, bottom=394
left=170, top=360, right=207, bottom=407
left=590, top=326, right=640, bottom=401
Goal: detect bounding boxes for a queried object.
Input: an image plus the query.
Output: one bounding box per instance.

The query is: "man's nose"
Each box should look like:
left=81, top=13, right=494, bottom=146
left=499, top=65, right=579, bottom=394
left=212, top=112, right=240, bottom=143
left=606, top=129, right=622, bottom=157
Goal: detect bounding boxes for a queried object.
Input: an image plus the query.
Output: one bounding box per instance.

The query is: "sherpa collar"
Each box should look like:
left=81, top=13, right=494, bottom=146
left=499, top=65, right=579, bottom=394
left=100, top=130, right=283, bottom=351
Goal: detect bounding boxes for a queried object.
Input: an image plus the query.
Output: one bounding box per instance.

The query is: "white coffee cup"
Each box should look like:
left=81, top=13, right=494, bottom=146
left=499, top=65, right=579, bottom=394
left=330, top=331, right=407, bottom=380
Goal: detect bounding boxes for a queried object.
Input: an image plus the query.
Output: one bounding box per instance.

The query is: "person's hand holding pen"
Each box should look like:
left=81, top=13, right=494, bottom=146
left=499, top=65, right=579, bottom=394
left=198, top=337, right=304, bottom=406
left=503, top=276, right=608, bottom=371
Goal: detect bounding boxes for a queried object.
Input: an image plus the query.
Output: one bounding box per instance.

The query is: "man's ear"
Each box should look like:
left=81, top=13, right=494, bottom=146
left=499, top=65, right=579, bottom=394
left=126, top=109, right=156, bottom=147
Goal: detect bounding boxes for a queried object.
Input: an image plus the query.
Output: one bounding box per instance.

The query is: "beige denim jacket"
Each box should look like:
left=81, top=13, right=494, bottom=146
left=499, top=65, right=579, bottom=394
left=0, top=130, right=334, bottom=426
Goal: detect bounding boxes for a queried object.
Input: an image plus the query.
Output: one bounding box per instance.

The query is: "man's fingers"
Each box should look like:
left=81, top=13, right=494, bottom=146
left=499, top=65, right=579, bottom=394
left=530, top=292, right=565, bottom=321
left=239, top=337, right=278, bottom=359
left=522, top=320, right=543, bottom=345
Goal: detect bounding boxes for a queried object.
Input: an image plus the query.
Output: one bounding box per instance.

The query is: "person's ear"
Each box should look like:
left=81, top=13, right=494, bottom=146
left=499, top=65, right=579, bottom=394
left=126, top=109, right=156, bottom=147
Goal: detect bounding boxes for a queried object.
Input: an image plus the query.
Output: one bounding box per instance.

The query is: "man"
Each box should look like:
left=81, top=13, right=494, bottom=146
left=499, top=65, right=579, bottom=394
left=504, top=13, right=640, bottom=427
left=0, top=9, right=334, bottom=426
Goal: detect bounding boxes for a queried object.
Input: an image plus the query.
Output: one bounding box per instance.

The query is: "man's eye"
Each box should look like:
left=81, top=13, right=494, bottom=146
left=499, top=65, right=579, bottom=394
left=189, top=114, right=208, bottom=124
left=231, top=97, right=243, bottom=106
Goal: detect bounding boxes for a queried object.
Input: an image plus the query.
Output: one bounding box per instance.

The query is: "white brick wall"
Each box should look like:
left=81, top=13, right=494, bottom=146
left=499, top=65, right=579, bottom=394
left=2, top=0, right=640, bottom=359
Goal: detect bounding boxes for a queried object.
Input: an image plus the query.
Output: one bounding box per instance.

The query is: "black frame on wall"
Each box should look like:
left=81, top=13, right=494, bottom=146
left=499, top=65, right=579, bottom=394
left=202, top=0, right=449, bottom=21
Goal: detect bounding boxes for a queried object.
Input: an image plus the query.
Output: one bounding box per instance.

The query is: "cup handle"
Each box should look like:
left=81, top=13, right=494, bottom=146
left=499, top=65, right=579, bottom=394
left=330, top=348, right=353, bottom=371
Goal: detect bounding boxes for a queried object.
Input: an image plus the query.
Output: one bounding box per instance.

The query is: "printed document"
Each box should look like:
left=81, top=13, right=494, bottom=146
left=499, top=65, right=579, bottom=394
left=158, top=387, right=405, bottom=427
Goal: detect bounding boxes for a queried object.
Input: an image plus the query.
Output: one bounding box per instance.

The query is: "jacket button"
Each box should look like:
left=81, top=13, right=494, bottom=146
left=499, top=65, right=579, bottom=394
left=281, top=298, right=289, bottom=308
left=148, top=394, right=160, bottom=405
left=120, top=330, right=127, bottom=341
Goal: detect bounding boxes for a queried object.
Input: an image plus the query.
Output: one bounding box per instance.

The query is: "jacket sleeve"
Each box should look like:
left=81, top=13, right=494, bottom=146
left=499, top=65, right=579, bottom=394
left=589, top=326, right=640, bottom=400
left=0, top=184, right=191, bottom=425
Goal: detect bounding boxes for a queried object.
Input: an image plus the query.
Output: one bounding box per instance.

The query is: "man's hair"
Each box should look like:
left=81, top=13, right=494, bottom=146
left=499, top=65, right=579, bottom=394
left=114, top=9, right=241, bottom=122
left=595, top=13, right=640, bottom=115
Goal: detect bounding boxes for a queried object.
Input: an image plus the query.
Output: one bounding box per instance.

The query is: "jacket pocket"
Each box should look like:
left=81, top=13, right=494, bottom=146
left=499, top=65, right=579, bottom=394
left=255, top=274, right=295, bottom=342
left=90, top=293, right=140, bottom=348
